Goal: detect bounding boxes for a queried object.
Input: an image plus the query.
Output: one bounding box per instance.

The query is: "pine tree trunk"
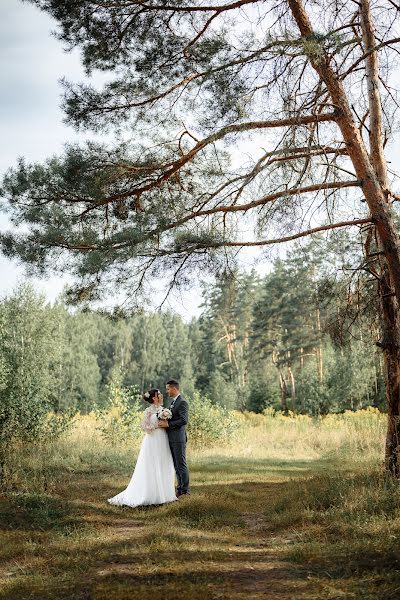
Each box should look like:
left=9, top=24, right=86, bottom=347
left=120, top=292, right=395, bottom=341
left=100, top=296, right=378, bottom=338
left=287, top=364, right=296, bottom=412
left=279, top=371, right=288, bottom=414
left=315, top=344, right=323, bottom=385
left=383, top=353, right=400, bottom=475
left=0, top=440, right=9, bottom=490
left=378, top=271, right=400, bottom=474
left=359, top=0, right=400, bottom=475
left=300, top=347, right=304, bottom=369
left=315, top=306, right=323, bottom=383
left=273, top=351, right=288, bottom=413
left=288, top=0, right=400, bottom=473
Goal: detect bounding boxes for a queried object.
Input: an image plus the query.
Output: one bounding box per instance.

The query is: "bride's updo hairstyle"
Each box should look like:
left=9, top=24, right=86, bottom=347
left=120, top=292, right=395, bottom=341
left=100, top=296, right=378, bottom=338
left=143, top=389, right=160, bottom=404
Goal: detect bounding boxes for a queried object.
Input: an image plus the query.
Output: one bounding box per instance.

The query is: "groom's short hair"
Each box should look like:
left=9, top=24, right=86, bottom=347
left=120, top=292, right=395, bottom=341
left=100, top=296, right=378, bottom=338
left=166, top=379, right=180, bottom=388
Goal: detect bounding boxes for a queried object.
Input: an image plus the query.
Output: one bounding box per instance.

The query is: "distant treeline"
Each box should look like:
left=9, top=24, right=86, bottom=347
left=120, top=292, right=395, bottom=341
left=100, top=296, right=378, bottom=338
left=0, top=233, right=385, bottom=417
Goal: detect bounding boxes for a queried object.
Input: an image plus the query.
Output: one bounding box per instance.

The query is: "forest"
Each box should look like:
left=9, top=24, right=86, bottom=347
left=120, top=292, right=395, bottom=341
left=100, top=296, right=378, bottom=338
left=0, top=230, right=385, bottom=427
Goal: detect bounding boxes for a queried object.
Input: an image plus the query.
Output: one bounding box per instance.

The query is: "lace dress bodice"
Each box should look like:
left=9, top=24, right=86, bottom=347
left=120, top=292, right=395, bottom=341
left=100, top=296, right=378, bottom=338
left=141, top=405, right=160, bottom=433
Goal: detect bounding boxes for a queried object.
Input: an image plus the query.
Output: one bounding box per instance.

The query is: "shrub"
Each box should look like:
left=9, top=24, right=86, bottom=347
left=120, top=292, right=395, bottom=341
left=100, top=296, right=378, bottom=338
left=0, top=285, right=76, bottom=488
left=187, top=392, right=240, bottom=447
left=95, top=372, right=143, bottom=445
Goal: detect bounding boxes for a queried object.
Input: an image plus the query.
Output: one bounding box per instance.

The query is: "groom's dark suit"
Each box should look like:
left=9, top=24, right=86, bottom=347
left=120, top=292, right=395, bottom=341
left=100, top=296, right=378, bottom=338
left=167, top=394, right=190, bottom=495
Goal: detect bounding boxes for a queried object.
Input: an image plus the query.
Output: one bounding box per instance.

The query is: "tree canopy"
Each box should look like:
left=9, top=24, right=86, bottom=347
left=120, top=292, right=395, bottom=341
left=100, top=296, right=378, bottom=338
left=2, top=0, right=399, bottom=305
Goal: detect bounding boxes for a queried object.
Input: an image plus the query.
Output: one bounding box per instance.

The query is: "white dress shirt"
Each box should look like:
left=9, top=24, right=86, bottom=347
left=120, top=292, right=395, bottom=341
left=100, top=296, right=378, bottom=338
left=170, top=394, right=179, bottom=408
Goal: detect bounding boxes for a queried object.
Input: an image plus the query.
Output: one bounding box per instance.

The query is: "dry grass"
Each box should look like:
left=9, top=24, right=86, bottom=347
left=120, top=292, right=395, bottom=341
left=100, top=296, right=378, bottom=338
left=1, top=409, right=399, bottom=599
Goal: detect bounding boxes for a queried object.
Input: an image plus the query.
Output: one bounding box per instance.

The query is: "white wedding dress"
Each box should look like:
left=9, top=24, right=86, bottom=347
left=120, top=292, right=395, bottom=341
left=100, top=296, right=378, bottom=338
left=108, top=405, right=178, bottom=507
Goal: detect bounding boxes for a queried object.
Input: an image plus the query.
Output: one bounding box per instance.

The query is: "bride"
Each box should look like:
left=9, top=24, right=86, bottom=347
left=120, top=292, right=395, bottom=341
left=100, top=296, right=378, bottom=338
left=107, top=388, right=178, bottom=507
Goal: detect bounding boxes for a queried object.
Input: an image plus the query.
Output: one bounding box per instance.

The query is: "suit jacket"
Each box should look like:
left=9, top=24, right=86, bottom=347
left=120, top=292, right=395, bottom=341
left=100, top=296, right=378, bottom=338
left=167, top=394, right=188, bottom=443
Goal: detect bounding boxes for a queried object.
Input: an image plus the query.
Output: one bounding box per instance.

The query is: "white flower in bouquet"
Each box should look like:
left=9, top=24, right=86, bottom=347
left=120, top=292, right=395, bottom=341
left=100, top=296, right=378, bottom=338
left=156, top=407, right=172, bottom=420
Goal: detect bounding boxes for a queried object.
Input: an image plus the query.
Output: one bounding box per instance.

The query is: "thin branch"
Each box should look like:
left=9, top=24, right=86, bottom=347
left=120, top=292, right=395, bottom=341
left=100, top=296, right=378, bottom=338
left=84, top=112, right=340, bottom=210
left=182, top=11, right=220, bottom=56
left=341, top=37, right=400, bottom=79
left=198, top=218, right=373, bottom=248
left=94, top=0, right=260, bottom=13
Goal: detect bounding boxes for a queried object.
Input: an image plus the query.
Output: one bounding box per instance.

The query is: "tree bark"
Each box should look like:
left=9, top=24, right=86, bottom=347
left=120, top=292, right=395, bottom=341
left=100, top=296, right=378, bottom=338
left=288, top=0, right=400, bottom=474
left=287, top=0, right=400, bottom=302
left=287, top=360, right=296, bottom=412
left=314, top=271, right=323, bottom=384
left=360, top=0, right=400, bottom=474
left=279, top=370, right=289, bottom=414
left=273, top=351, right=288, bottom=413
left=378, top=272, right=400, bottom=473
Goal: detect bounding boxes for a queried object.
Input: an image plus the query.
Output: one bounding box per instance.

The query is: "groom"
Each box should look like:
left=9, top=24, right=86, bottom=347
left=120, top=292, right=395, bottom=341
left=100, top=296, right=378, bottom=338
left=158, top=379, right=190, bottom=497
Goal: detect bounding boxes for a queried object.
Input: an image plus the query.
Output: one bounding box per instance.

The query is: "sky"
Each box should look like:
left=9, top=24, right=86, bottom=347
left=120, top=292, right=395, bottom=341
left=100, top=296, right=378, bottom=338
left=0, top=0, right=82, bottom=304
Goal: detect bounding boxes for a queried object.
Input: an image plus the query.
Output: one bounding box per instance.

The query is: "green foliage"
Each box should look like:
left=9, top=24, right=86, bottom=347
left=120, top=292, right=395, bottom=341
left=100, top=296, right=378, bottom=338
left=246, top=362, right=281, bottom=413
left=41, top=411, right=77, bottom=441
left=195, top=270, right=261, bottom=410
left=207, top=370, right=238, bottom=411
left=94, top=370, right=142, bottom=445
left=124, top=311, right=196, bottom=398
left=0, top=285, right=78, bottom=487
left=187, top=392, right=240, bottom=447
left=295, top=358, right=330, bottom=414
left=51, top=307, right=102, bottom=413
left=0, top=235, right=388, bottom=472
left=0, top=233, right=387, bottom=459
left=0, top=285, right=71, bottom=446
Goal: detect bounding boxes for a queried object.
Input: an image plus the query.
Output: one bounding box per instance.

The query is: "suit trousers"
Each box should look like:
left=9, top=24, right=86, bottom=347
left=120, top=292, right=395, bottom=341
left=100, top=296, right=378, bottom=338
left=169, top=441, right=190, bottom=494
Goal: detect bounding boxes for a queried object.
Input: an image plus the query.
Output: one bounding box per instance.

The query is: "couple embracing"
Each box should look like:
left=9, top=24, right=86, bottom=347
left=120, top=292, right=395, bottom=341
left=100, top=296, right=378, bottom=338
left=108, top=380, right=190, bottom=507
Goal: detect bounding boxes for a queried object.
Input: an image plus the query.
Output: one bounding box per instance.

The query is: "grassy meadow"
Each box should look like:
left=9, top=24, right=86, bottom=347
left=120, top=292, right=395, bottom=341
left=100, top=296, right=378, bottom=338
left=1, top=408, right=400, bottom=599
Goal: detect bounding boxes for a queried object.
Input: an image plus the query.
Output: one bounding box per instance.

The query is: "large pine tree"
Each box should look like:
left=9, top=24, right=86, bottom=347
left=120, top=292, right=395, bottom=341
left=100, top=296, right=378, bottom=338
left=2, top=0, right=400, bottom=472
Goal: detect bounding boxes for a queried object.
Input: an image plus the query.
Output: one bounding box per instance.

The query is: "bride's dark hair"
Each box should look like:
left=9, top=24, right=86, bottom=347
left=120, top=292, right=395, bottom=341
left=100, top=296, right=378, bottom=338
left=143, top=389, right=160, bottom=404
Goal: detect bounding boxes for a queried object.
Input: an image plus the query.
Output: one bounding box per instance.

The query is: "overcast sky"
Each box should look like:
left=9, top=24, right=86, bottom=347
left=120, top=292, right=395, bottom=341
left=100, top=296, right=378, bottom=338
left=0, top=1, right=81, bottom=303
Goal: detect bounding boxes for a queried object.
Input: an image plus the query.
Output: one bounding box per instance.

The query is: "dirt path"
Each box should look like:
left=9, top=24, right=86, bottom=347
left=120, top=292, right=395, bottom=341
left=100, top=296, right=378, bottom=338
left=1, top=468, right=328, bottom=599
left=81, top=499, right=318, bottom=600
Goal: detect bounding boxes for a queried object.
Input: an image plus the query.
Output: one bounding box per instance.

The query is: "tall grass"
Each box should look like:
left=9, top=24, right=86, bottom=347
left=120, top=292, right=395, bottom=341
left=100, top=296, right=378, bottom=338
left=1, top=407, right=398, bottom=600
left=227, top=406, right=386, bottom=464
left=2, top=407, right=387, bottom=494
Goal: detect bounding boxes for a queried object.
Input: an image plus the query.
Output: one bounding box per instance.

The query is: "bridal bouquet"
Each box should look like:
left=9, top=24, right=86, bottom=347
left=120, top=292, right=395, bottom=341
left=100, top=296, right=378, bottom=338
left=156, top=407, right=172, bottom=420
